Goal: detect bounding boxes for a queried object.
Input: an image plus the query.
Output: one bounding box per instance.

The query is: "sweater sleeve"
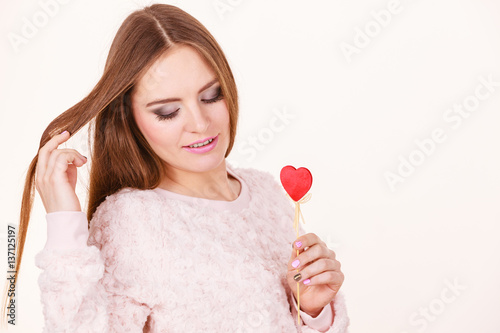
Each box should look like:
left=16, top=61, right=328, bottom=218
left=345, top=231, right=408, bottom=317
left=290, top=291, right=333, bottom=331
left=35, top=209, right=151, bottom=332
left=289, top=289, right=349, bottom=333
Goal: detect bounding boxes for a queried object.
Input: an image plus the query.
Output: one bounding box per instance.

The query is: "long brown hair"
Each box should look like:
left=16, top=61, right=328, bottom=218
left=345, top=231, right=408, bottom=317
left=1, top=4, right=239, bottom=328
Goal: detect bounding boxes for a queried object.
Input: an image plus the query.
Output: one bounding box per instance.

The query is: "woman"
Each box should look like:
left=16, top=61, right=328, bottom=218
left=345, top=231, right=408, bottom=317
left=3, top=4, right=348, bottom=332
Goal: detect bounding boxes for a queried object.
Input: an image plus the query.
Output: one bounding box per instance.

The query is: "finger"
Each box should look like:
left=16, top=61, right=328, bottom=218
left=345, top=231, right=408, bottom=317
left=292, top=232, right=325, bottom=252
left=45, top=149, right=87, bottom=182
left=44, top=149, right=87, bottom=185
left=291, top=258, right=341, bottom=284
left=293, top=268, right=344, bottom=287
left=36, top=131, right=71, bottom=181
left=288, top=243, right=332, bottom=271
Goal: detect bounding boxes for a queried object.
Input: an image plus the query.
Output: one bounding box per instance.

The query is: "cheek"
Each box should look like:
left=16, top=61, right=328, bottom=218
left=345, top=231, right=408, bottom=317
left=132, top=111, right=151, bottom=139
left=216, top=103, right=231, bottom=129
left=135, top=117, right=181, bottom=154
left=133, top=111, right=164, bottom=148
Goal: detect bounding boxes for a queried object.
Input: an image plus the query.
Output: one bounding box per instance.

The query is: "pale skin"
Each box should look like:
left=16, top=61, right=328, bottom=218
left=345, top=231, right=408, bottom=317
left=34, top=44, right=344, bottom=320
left=288, top=234, right=344, bottom=318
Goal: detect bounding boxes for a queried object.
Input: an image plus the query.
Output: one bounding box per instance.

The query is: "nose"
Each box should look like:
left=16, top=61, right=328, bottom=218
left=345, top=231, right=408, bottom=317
left=185, top=102, right=209, bottom=134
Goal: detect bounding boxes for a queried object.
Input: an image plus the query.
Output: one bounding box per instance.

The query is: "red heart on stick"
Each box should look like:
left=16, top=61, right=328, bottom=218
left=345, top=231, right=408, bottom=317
left=280, top=165, right=313, bottom=202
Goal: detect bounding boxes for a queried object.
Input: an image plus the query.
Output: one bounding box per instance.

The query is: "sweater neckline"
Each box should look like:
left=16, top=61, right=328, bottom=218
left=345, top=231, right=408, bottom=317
left=152, top=164, right=250, bottom=213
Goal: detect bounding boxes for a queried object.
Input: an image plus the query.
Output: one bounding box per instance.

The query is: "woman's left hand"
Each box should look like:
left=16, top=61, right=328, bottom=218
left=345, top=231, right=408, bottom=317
left=286, top=233, right=344, bottom=317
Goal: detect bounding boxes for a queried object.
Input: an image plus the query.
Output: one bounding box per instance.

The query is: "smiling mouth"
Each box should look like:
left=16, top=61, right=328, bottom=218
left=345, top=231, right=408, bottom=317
left=186, top=137, right=214, bottom=148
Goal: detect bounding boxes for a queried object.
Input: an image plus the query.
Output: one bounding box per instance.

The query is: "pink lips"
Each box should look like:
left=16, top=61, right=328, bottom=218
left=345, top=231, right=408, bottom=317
left=184, top=136, right=217, bottom=147
left=182, top=135, right=219, bottom=154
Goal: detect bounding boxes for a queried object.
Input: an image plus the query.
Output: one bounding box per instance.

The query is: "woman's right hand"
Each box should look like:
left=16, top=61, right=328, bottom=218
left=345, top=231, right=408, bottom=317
left=35, top=131, right=88, bottom=213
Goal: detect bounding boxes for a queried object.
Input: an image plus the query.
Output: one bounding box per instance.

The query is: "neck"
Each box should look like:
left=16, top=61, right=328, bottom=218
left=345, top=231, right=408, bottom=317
left=159, top=160, right=239, bottom=201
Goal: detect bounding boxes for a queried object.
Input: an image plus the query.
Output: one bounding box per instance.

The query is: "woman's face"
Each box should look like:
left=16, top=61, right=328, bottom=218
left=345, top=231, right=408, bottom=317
left=131, top=45, right=230, bottom=174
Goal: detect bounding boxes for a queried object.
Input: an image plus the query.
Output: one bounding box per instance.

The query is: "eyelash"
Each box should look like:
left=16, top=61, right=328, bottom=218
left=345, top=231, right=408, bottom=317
left=155, top=87, right=224, bottom=121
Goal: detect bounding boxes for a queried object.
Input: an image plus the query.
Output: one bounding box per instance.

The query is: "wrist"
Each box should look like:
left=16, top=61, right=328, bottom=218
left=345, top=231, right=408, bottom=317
left=301, top=306, right=323, bottom=318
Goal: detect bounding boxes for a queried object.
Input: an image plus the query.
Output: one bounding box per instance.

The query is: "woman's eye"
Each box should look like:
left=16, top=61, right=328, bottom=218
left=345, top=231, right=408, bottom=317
left=154, top=86, right=223, bottom=121
left=155, top=109, right=179, bottom=121
left=202, top=86, right=224, bottom=104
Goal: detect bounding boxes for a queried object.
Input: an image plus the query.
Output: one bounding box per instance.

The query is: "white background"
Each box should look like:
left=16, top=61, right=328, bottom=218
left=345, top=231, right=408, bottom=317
left=1, top=0, right=499, bottom=332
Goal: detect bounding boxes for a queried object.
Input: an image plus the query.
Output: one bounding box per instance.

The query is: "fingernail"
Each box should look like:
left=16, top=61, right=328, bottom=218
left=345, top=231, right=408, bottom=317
left=83, top=156, right=87, bottom=160
left=295, top=241, right=302, bottom=248
left=60, top=130, right=68, bottom=135
left=292, top=259, right=300, bottom=268
left=293, top=273, right=302, bottom=282
left=303, top=278, right=311, bottom=285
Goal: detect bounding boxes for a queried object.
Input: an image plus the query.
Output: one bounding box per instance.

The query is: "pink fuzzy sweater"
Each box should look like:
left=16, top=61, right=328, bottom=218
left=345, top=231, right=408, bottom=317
left=35, top=163, right=349, bottom=332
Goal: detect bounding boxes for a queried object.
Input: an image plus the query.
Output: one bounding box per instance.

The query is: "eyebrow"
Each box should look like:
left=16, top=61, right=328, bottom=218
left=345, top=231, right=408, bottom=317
left=145, top=78, right=219, bottom=108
